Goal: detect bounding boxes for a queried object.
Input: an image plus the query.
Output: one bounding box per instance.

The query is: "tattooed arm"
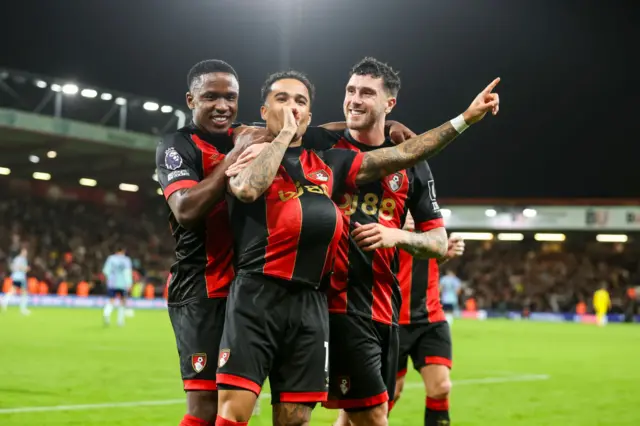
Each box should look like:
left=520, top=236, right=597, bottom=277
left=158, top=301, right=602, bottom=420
left=396, top=227, right=448, bottom=259
left=355, top=121, right=459, bottom=184
left=228, top=131, right=294, bottom=203
left=355, top=77, right=501, bottom=184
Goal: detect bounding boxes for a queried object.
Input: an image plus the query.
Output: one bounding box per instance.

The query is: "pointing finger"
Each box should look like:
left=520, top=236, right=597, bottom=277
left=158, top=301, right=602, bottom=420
left=482, top=77, right=501, bottom=94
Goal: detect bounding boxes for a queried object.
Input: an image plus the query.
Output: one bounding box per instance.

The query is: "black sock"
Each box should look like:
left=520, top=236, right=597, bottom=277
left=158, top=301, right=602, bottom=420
left=425, top=397, right=450, bottom=426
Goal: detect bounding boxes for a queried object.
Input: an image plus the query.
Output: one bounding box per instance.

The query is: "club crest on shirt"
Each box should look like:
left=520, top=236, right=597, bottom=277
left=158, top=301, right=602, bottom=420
left=338, top=376, right=350, bottom=395
left=218, top=349, right=230, bottom=368
left=191, top=353, right=207, bottom=373
left=209, top=151, right=223, bottom=166
left=307, top=170, right=329, bottom=183
left=165, top=147, right=183, bottom=171
left=386, top=172, right=404, bottom=192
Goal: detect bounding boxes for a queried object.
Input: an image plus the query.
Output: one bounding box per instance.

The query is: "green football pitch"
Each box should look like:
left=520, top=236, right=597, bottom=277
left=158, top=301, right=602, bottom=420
left=1, top=308, right=638, bottom=425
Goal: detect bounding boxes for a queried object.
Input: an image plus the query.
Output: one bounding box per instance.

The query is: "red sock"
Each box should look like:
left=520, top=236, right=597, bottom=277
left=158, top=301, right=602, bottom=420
left=179, top=414, right=211, bottom=426
left=215, top=416, right=248, bottom=426
left=425, top=397, right=450, bottom=426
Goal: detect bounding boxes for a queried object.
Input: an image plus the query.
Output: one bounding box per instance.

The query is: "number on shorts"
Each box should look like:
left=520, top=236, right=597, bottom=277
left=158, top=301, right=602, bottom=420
left=324, top=341, right=329, bottom=372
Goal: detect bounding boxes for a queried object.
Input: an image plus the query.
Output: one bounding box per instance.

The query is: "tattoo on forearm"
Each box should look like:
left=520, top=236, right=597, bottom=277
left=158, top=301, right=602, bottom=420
left=358, top=121, right=459, bottom=183
left=397, top=230, right=448, bottom=259
left=229, top=142, right=288, bottom=197
left=272, top=403, right=312, bottom=426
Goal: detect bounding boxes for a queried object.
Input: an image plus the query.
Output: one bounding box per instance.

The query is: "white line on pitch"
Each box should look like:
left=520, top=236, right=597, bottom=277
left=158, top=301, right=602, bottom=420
left=0, top=374, right=549, bottom=415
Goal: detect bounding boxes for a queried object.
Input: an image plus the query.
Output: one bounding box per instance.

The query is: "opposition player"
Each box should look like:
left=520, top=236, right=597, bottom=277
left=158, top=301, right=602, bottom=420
left=220, top=69, right=498, bottom=426
left=156, top=59, right=269, bottom=426
left=1, top=248, right=30, bottom=314
left=593, top=282, right=611, bottom=327
left=295, top=57, right=499, bottom=426
left=392, top=212, right=465, bottom=426
left=102, top=247, right=133, bottom=326
left=440, top=269, right=462, bottom=325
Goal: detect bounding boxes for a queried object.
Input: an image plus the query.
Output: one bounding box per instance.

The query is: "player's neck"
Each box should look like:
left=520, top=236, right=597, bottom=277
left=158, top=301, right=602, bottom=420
left=349, top=121, right=386, bottom=147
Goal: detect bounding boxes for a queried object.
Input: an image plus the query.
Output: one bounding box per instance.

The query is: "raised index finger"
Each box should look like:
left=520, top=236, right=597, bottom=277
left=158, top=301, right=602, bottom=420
left=482, top=77, right=501, bottom=94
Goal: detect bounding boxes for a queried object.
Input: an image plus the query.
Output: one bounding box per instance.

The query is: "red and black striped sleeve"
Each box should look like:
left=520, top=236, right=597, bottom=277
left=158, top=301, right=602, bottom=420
left=406, top=161, right=444, bottom=232
left=155, top=133, right=201, bottom=200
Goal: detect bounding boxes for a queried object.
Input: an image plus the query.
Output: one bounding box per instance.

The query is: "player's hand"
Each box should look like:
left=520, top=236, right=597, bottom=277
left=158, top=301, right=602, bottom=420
left=462, top=77, right=501, bottom=125
left=232, top=126, right=273, bottom=154
left=225, top=143, right=270, bottom=177
left=351, top=222, right=401, bottom=251
left=444, top=235, right=465, bottom=260
left=280, top=106, right=299, bottom=138
left=386, top=121, right=417, bottom=145
left=403, top=211, right=415, bottom=231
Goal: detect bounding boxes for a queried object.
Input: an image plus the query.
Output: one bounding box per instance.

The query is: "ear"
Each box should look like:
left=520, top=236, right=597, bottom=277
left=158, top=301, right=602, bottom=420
left=307, top=112, right=312, bottom=126
left=260, top=105, right=268, bottom=121
left=186, top=92, right=195, bottom=110
left=385, top=97, right=397, bottom=114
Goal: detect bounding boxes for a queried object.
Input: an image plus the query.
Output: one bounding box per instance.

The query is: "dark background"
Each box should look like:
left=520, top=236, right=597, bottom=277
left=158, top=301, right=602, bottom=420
left=1, top=0, right=638, bottom=198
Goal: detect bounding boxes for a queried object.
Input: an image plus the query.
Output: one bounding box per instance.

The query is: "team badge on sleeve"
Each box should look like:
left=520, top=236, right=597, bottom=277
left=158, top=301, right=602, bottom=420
left=387, top=172, right=404, bottom=192
left=165, top=147, right=183, bottom=171
left=191, top=353, right=207, bottom=373
left=218, top=349, right=230, bottom=368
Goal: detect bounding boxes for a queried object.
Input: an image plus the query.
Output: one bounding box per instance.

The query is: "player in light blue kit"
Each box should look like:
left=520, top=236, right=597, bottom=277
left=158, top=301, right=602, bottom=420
left=1, top=248, right=30, bottom=315
left=440, top=268, right=462, bottom=326
left=102, top=247, right=133, bottom=326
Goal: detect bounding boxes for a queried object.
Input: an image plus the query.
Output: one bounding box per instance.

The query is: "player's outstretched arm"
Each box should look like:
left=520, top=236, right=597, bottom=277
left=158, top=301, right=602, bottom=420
left=228, top=107, right=298, bottom=203
left=354, top=78, right=500, bottom=184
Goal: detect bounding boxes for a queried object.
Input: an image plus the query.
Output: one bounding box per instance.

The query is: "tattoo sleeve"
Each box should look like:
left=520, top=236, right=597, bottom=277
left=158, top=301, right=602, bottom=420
left=228, top=130, right=295, bottom=203
left=356, top=121, right=459, bottom=184
left=397, top=227, right=448, bottom=259
left=272, top=403, right=312, bottom=426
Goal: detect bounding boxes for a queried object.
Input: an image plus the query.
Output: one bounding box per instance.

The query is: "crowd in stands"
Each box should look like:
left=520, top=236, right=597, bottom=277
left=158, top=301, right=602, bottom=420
left=0, top=190, right=172, bottom=297
left=1, top=189, right=639, bottom=314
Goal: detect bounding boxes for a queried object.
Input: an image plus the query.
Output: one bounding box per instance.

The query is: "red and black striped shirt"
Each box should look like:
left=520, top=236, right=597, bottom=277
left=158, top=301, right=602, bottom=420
left=156, top=123, right=237, bottom=303
left=303, top=128, right=444, bottom=325
left=228, top=145, right=364, bottom=288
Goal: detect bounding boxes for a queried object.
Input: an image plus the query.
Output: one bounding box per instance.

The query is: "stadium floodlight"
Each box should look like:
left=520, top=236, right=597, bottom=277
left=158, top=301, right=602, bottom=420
left=51, top=84, right=62, bottom=92
left=451, top=232, right=493, bottom=241
left=101, top=93, right=113, bottom=101
left=534, top=233, right=565, bottom=242
left=156, top=188, right=163, bottom=196
left=143, top=101, right=160, bottom=111
left=62, top=84, right=79, bottom=95
left=115, top=97, right=127, bottom=106
left=46, top=151, right=57, bottom=159
left=440, top=208, right=452, bottom=218
left=33, top=172, right=51, bottom=181
left=79, top=178, right=97, bottom=187
left=596, top=234, right=628, bottom=243
left=29, top=155, right=40, bottom=164
left=0, top=167, right=10, bottom=175
left=523, top=208, right=537, bottom=218
left=161, top=105, right=173, bottom=113
left=152, top=172, right=158, bottom=182
left=498, top=233, right=524, bottom=241
left=485, top=208, right=497, bottom=217
left=35, top=80, right=47, bottom=88
left=81, top=88, right=98, bottom=98
left=119, top=183, right=139, bottom=192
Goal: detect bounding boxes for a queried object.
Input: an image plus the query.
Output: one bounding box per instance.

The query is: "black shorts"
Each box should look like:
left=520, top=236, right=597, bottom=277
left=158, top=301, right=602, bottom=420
left=216, top=272, right=329, bottom=404
left=442, top=303, right=456, bottom=313
left=397, top=321, right=452, bottom=377
left=107, top=288, right=126, bottom=298
left=168, top=296, right=227, bottom=391
left=12, top=280, right=25, bottom=290
left=323, top=314, right=399, bottom=411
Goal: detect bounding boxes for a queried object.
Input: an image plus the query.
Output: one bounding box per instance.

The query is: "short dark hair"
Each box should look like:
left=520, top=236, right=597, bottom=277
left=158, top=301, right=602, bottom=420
left=350, top=57, right=401, bottom=96
left=187, top=59, right=238, bottom=89
left=261, top=70, right=315, bottom=105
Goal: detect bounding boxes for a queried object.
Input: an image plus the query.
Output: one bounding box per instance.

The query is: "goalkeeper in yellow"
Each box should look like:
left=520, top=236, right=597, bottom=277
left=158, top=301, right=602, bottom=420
left=593, top=282, right=611, bottom=327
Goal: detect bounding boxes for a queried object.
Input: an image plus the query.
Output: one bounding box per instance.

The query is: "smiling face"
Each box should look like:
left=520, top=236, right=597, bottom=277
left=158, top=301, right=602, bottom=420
left=186, top=72, right=239, bottom=134
left=343, top=73, right=396, bottom=131
left=260, top=78, right=312, bottom=142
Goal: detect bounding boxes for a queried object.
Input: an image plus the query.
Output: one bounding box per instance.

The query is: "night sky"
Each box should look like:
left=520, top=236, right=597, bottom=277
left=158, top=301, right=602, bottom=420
left=1, top=0, right=637, bottom=199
